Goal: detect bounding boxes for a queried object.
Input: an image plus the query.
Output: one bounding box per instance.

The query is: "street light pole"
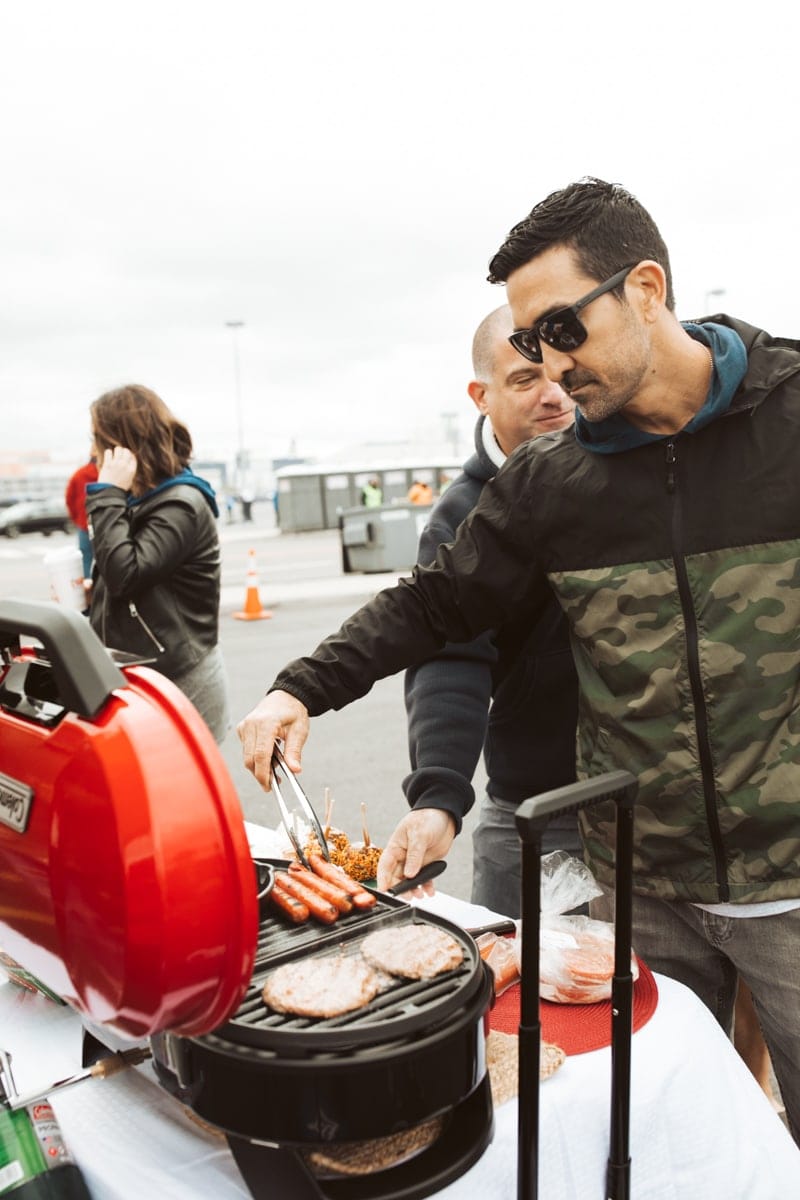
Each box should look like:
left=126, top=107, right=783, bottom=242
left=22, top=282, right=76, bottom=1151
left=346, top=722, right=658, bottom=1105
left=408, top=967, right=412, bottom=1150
left=225, top=320, right=245, bottom=490
left=440, top=411, right=459, bottom=459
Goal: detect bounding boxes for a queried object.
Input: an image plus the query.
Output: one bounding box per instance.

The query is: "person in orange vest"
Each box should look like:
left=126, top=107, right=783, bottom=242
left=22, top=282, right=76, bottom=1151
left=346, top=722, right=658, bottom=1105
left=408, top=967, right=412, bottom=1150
left=407, top=479, right=433, bottom=505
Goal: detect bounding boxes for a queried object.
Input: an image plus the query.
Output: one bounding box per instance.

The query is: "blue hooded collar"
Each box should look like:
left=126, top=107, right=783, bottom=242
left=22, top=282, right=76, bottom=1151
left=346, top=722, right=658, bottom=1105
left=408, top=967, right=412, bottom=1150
left=131, top=467, right=219, bottom=517
left=574, top=321, right=748, bottom=454
left=88, top=466, right=219, bottom=517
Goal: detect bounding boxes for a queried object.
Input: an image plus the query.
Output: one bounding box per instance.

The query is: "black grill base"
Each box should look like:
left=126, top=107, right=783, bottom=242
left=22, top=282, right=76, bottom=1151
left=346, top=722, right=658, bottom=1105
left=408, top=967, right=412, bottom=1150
left=226, top=1074, right=494, bottom=1200
left=152, top=957, right=494, bottom=1145
left=151, top=893, right=496, bottom=1195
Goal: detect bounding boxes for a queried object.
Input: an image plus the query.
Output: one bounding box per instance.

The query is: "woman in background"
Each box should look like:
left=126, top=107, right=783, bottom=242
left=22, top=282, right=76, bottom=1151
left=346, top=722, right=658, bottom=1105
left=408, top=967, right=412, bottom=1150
left=86, top=384, right=230, bottom=743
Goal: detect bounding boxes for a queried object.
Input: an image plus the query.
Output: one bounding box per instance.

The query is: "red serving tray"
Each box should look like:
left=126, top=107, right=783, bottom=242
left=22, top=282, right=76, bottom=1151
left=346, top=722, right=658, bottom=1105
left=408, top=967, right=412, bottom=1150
left=489, top=958, right=659, bottom=1054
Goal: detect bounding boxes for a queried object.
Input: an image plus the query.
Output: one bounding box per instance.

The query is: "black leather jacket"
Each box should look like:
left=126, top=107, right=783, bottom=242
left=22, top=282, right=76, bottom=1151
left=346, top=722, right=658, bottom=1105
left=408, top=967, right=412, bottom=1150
left=87, top=478, right=221, bottom=680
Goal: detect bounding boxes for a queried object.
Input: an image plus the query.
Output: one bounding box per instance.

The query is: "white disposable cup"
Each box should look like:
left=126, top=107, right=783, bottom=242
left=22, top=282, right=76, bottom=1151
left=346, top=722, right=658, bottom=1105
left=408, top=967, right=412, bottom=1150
left=43, top=545, right=86, bottom=612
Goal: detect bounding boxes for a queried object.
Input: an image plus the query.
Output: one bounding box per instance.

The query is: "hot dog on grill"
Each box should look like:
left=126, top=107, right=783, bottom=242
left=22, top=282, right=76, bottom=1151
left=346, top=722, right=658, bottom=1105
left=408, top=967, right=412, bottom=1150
left=269, top=878, right=311, bottom=924
left=287, top=862, right=354, bottom=914
left=307, top=853, right=377, bottom=909
left=277, top=871, right=339, bottom=924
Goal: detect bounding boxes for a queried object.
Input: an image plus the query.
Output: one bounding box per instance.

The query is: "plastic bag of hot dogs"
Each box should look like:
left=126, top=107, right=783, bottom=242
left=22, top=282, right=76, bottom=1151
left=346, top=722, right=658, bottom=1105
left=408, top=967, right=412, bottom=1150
left=533, top=914, right=639, bottom=1004
left=512, top=852, right=638, bottom=1004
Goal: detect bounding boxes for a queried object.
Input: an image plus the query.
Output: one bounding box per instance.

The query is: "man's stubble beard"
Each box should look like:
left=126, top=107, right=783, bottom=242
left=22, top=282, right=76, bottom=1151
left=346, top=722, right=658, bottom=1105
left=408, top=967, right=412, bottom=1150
left=568, top=320, right=650, bottom=424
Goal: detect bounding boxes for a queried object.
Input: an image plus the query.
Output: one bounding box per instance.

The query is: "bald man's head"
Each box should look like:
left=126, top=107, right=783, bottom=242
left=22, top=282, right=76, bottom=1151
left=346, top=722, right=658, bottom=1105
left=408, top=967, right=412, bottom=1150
left=467, top=304, right=574, bottom=454
left=471, top=305, right=513, bottom=383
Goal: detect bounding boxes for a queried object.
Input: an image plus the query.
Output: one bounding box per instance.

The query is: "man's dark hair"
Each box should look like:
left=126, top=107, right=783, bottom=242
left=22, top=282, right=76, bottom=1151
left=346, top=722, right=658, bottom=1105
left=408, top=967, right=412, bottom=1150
left=487, top=177, right=675, bottom=311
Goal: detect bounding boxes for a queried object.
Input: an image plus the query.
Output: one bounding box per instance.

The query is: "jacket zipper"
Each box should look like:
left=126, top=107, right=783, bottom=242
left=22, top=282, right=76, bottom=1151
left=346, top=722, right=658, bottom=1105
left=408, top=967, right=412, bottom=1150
left=665, top=439, right=729, bottom=901
left=128, top=602, right=166, bottom=654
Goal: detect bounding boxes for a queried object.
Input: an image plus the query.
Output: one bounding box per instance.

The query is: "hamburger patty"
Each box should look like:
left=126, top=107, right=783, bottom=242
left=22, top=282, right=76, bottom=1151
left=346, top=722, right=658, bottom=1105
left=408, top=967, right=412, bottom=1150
left=262, top=955, right=382, bottom=1017
left=361, top=924, right=463, bottom=979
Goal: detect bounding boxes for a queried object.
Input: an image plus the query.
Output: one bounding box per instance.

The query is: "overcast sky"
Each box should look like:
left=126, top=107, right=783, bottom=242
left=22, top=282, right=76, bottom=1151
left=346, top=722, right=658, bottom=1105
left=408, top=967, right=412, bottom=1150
left=3, top=0, right=798, bottom=470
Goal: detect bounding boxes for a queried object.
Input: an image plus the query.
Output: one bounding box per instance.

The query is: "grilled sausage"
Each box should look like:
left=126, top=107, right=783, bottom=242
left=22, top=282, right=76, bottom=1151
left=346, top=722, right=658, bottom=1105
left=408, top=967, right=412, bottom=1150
left=277, top=872, right=339, bottom=924
left=307, top=853, right=377, bottom=909
left=287, top=862, right=354, bottom=914
left=269, top=878, right=310, bottom=924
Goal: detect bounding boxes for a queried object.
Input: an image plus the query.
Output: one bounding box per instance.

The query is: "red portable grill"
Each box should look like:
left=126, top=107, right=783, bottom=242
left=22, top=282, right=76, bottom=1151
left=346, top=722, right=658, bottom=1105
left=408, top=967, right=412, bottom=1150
left=0, top=600, right=495, bottom=1200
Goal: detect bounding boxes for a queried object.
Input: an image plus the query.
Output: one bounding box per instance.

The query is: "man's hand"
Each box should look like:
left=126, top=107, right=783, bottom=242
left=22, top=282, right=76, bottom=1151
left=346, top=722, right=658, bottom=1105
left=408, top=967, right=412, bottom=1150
left=97, top=446, right=137, bottom=491
left=377, top=808, right=456, bottom=895
left=237, top=690, right=310, bottom=791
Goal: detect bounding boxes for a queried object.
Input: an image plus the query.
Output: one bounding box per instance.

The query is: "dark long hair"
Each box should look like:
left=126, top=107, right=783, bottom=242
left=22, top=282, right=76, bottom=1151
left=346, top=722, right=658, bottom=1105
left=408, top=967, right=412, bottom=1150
left=90, top=384, right=193, bottom=494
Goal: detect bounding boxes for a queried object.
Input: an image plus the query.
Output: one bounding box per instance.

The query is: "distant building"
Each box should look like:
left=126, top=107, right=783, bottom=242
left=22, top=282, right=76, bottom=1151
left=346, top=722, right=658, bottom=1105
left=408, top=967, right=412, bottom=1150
left=0, top=451, right=73, bottom=505
left=274, top=457, right=460, bottom=532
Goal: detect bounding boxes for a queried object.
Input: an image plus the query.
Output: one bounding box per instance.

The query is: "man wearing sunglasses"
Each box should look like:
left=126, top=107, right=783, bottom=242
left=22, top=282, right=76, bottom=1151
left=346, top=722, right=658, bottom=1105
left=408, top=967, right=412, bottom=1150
left=378, top=305, right=578, bottom=918
left=239, top=178, right=800, bottom=1144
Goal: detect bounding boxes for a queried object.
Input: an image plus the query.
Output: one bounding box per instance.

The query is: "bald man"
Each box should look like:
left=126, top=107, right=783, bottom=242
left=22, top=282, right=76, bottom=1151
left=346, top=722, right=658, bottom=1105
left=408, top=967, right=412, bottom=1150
left=377, top=306, right=578, bottom=915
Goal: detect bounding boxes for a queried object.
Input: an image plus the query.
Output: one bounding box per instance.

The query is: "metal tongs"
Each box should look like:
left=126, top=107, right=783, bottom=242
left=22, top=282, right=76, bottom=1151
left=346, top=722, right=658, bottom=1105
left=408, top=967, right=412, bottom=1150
left=270, top=744, right=331, bottom=867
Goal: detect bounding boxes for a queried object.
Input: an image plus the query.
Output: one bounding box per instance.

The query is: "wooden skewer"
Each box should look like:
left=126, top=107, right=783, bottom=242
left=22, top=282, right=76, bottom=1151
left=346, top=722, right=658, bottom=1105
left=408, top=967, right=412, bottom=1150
left=323, top=788, right=333, bottom=840
left=361, top=801, right=371, bottom=848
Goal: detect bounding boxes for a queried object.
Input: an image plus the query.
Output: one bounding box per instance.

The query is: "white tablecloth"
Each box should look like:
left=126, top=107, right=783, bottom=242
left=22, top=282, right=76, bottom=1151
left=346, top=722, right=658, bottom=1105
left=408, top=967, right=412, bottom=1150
left=2, top=936, right=799, bottom=1199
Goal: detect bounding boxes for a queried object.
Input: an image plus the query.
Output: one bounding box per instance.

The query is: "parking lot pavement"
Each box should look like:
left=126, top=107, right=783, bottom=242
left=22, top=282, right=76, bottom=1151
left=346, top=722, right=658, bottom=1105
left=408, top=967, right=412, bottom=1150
left=217, top=519, right=409, bottom=607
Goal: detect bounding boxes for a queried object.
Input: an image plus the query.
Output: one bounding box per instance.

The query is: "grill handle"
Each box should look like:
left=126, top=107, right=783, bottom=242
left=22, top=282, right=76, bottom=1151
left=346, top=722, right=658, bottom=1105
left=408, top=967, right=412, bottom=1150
left=0, top=598, right=125, bottom=719
left=388, top=859, right=447, bottom=895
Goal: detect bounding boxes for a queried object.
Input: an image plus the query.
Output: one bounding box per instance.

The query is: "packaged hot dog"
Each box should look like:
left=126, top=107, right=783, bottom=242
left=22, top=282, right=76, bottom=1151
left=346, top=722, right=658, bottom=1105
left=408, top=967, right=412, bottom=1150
left=534, top=914, right=639, bottom=1004
left=512, top=851, right=639, bottom=1005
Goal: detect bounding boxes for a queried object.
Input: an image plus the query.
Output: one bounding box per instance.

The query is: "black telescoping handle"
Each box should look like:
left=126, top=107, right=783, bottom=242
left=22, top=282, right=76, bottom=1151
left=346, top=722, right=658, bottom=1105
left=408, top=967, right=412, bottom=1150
left=515, top=835, right=544, bottom=1200
left=513, top=769, right=637, bottom=1200
left=0, top=598, right=125, bottom=719
left=607, top=792, right=635, bottom=1200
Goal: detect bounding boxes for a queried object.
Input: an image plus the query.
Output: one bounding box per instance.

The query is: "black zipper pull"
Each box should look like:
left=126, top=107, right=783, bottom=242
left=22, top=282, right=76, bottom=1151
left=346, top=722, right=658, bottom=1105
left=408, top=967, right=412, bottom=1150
left=665, top=440, right=676, bottom=494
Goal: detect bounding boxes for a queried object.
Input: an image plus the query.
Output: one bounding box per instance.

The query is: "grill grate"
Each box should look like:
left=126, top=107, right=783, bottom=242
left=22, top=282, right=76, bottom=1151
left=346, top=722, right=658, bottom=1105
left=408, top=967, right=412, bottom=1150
left=254, top=886, right=401, bottom=966
left=219, top=899, right=486, bottom=1054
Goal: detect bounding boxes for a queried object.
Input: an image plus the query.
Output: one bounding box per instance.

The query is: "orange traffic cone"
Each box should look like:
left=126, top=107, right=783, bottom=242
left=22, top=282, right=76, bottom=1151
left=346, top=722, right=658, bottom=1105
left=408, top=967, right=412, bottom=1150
left=233, top=548, right=273, bottom=621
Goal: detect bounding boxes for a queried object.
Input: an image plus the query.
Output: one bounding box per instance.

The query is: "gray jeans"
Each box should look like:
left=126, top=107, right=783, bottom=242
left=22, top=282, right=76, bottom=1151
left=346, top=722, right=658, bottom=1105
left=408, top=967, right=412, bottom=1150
left=592, top=890, right=800, bottom=1146
left=471, top=792, right=583, bottom=919
left=171, top=644, right=231, bottom=745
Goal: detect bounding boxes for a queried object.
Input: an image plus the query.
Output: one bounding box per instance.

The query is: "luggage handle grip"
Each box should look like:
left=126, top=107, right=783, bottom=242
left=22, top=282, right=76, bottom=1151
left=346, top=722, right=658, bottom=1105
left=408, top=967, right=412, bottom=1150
left=514, top=769, right=636, bottom=842
left=0, top=599, right=126, bottom=719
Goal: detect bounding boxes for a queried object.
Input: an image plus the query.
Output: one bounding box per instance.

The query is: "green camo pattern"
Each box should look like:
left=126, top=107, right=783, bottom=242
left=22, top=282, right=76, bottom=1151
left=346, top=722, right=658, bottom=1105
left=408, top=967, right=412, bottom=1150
left=550, top=540, right=800, bottom=902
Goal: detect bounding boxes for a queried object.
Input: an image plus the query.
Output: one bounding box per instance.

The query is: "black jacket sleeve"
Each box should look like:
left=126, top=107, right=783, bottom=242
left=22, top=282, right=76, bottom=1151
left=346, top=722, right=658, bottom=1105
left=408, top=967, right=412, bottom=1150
left=401, top=495, right=497, bottom=834
left=402, top=650, right=492, bottom=834
left=270, top=449, right=549, bottom=718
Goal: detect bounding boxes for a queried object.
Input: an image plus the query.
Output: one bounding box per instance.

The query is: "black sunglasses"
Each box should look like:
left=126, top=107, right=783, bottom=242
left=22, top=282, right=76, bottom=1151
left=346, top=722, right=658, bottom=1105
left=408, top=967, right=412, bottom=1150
left=509, top=264, right=637, bottom=363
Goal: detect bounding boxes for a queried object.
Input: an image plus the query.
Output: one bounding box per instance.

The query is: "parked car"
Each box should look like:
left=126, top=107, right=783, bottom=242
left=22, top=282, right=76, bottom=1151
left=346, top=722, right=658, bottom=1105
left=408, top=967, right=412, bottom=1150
left=0, top=498, right=75, bottom=538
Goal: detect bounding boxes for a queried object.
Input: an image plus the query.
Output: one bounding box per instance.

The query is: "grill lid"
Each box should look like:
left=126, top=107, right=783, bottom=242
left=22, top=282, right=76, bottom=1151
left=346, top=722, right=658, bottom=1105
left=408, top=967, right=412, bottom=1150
left=0, top=599, right=258, bottom=1039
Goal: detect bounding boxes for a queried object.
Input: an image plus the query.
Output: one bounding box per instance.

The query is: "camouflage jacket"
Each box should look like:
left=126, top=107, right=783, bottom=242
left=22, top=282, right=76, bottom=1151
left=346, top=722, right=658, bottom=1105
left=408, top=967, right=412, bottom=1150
left=273, top=316, right=800, bottom=903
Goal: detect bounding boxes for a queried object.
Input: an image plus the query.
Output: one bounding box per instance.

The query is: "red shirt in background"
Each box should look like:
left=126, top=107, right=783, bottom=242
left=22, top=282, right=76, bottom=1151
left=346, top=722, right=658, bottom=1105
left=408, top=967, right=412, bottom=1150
left=65, top=459, right=99, bottom=531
